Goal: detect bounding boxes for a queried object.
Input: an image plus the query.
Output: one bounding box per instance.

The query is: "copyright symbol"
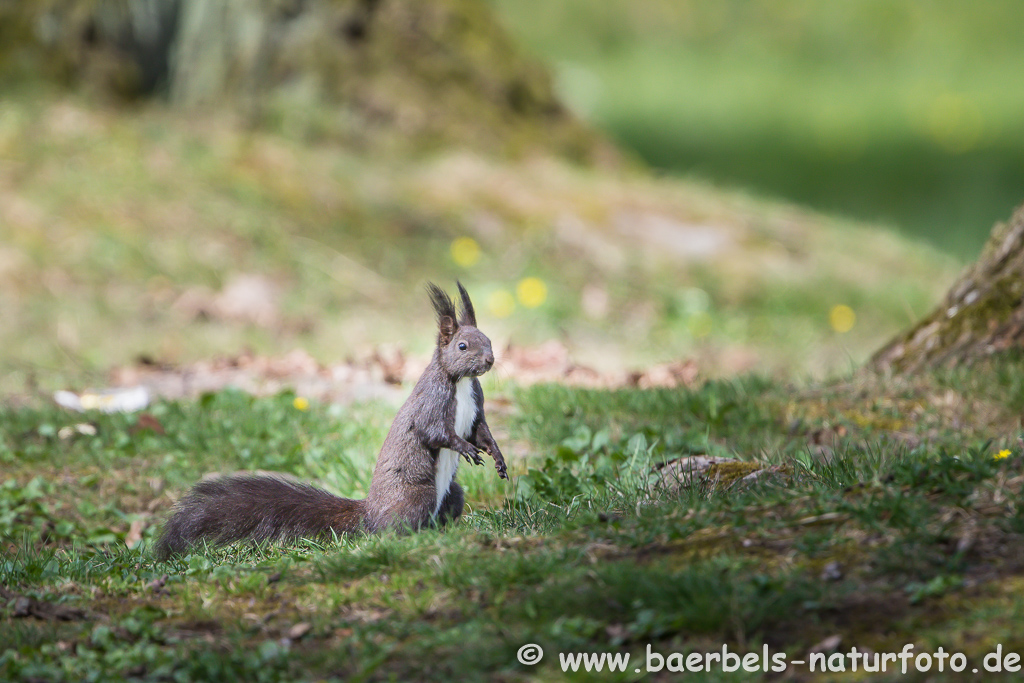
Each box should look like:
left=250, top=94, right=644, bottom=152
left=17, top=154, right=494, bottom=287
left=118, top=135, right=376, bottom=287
left=517, top=643, right=544, bottom=666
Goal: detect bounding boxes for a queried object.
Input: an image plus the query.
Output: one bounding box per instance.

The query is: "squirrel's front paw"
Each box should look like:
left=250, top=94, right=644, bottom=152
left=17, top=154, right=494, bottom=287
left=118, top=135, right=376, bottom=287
left=485, top=445, right=508, bottom=480
left=460, top=447, right=484, bottom=466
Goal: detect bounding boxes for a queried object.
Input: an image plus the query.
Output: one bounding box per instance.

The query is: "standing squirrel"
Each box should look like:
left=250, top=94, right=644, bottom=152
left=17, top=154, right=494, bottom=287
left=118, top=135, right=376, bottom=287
left=155, top=282, right=507, bottom=559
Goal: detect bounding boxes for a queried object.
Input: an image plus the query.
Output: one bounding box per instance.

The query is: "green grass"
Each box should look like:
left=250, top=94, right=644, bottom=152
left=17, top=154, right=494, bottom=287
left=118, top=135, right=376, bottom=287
left=488, top=0, right=1024, bottom=255
left=5, top=358, right=1024, bottom=681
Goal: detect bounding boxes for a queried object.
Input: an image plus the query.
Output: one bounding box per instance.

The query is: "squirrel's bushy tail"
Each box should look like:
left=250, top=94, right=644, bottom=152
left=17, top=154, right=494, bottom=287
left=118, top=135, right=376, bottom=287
left=154, top=475, right=366, bottom=559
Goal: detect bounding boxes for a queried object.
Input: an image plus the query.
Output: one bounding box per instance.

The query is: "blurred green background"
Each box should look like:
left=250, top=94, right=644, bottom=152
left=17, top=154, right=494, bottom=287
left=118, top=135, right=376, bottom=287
left=489, top=0, right=1024, bottom=257
left=3, top=0, right=1019, bottom=387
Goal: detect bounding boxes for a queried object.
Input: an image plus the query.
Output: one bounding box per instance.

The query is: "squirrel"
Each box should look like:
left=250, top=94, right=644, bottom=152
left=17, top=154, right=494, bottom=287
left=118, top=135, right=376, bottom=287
left=154, top=282, right=507, bottom=559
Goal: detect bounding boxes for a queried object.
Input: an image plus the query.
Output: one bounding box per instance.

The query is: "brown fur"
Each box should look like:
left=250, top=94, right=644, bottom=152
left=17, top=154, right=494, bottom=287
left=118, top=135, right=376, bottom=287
left=154, top=282, right=506, bottom=559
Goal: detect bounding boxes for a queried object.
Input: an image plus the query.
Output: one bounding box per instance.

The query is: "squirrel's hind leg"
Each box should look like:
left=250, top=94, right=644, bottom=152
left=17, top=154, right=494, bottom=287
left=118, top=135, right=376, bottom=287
left=374, top=483, right=464, bottom=532
left=381, top=484, right=438, bottom=532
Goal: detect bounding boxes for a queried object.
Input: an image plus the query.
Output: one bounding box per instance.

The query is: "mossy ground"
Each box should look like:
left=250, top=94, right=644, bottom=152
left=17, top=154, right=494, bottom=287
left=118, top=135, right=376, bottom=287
left=4, top=356, right=1024, bottom=681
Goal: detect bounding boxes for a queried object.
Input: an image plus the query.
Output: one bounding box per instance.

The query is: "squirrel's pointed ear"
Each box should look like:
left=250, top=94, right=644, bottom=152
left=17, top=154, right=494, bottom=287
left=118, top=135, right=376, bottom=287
left=438, top=315, right=456, bottom=346
left=456, top=281, right=477, bottom=327
left=426, top=282, right=459, bottom=346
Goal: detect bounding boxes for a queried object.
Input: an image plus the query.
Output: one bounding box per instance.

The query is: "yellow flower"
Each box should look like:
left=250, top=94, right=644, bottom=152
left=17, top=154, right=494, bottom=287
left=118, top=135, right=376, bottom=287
left=488, top=289, right=515, bottom=318
left=293, top=397, right=310, bottom=411
left=516, top=277, right=547, bottom=308
left=994, top=449, right=1011, bottom=460
left=829, top=304, right=856, bottom=333
left=450, top=237, right=481, bottom=268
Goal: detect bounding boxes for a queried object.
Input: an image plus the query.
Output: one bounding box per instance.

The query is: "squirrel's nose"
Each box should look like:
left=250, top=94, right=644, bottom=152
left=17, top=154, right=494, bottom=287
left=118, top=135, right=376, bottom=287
left=484, top=352, right=495, bottom=367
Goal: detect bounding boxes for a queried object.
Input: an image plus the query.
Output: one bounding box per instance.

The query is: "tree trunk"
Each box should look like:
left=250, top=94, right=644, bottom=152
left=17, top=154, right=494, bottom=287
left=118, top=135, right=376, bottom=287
left=869, top=202, right=1024, bottom=373
left=0, top=0, right=612, bottom=161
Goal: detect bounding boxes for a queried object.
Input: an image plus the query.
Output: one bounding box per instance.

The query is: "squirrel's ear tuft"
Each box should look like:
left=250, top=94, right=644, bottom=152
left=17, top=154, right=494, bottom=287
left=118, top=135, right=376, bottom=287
left=456, top=281, right=477, bottom=327
left=426, top=282, right=458, bottom=345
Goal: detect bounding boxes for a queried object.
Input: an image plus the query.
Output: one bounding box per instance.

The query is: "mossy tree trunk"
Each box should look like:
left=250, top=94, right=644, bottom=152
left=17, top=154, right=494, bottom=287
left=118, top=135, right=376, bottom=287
left=870, top=202, right=1024, bottom=373
left=0, top=0, right=611, bottom=160
left=0, top=0, right=181, bottom=96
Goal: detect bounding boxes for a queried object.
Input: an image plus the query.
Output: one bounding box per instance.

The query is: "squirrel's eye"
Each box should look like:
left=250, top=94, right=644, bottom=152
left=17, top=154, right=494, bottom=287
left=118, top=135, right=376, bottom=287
left=458, top=342, right=467, bottom=351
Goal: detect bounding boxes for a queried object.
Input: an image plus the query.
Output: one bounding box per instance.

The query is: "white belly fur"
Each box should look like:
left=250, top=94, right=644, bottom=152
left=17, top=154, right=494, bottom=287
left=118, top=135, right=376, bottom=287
left=435, top=378, right=477, bottom=516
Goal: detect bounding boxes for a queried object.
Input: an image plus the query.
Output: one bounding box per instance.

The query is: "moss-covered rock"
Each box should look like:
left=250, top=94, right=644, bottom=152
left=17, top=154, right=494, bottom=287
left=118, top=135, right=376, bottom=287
left=0, top=0, right=613, bottom=161
left=654, top=455, right=769, bottom=492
